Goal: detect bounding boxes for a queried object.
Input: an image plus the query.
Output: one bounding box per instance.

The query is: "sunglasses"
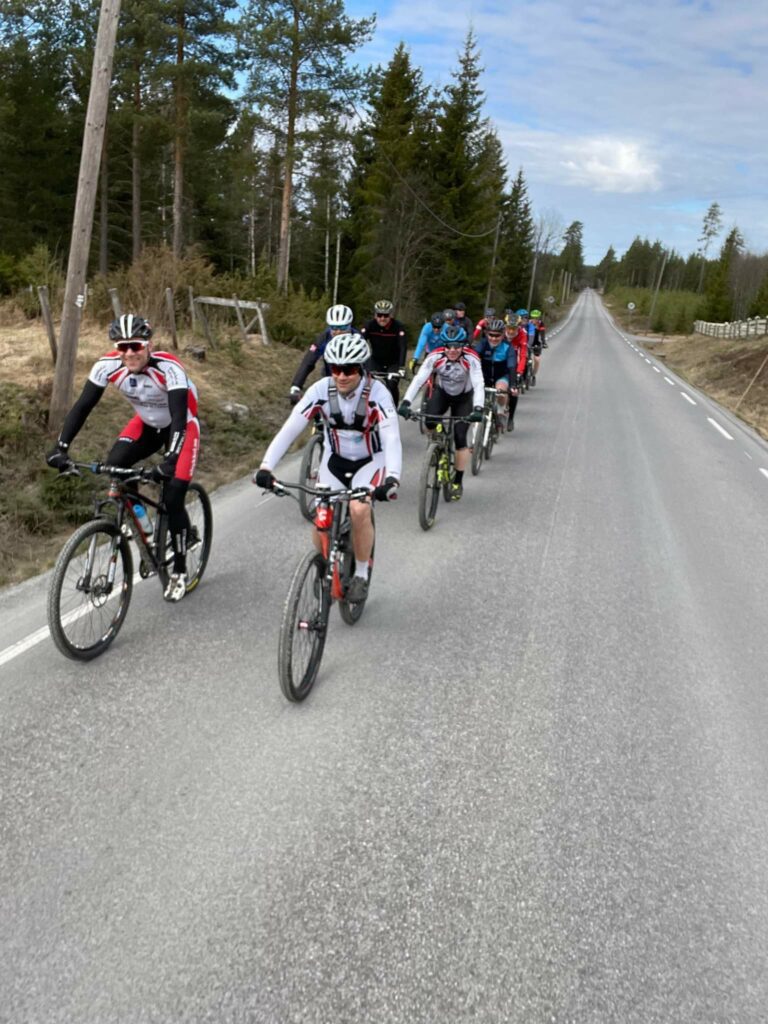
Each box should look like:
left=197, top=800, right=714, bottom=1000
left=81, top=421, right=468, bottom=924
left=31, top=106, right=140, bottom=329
left=328, top=364, right=361, bottom=376
left=444, top=342, right=464, bottom=349
left=116, top=341, right=148, bottom=353
left=375, top=313, right=391, bottom=319
left=487, top=332, right=503, bottom=339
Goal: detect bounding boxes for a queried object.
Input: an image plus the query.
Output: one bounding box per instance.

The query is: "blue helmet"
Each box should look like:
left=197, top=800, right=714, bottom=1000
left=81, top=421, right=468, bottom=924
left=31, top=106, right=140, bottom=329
left=439, top=324, right=467, bottom=346
left=516, top=308, right=529, bottom=317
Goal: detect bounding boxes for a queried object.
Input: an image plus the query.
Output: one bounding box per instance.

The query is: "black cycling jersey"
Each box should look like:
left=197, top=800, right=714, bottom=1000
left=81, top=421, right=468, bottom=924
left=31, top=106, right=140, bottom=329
left=361, top=317, right=407, bottom=368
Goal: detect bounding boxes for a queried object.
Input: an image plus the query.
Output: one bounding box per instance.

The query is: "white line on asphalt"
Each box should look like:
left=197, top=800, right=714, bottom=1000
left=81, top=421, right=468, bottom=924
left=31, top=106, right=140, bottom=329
left=653, top=366, right=661, bottom=373
left=760, top=468, right=768, bottom=480
left=0, top=624, right=51, bottom=668
left=681, top=392, right=697, bottom=405
left=664, top=376, right=676, bottom=385
left=645, top=358, right=652, bottom=363
left=744, top=452, right=753, bottom=460
left=708, top=417, right=734, bottom=440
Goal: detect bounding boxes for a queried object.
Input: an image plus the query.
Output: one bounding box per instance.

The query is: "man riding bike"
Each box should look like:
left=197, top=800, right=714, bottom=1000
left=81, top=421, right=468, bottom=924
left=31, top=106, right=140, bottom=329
left=398, top=324, right=484, bottom=501
left=410, top=312, right=445, bottom=371
left=360, top=299, right=408, bottom=404
left=45, top=314, right=201, bottom=602
left=289, top=303, right=359, bottom=405
left=254, top=333, right=402, bottom=604
left=472, top=318, right=518, bottom=426
left=504, top=320, right=527, bottom=430
left=453, top=301, right=474, bottom=339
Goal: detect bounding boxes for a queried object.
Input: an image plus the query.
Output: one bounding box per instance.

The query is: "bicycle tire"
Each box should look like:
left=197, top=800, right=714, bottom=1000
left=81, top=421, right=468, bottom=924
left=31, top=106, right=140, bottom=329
left=338, top=514, right=375, bottom=625
left=484, top=416, right=496, bottom=460
left=155, top=482, right=213, bottom=594
left=470, top=421, right=484, bottom=476
left=418, top=442, right=441, bottom=531
left=48, top=519, right=133, bottom=661
left=277, top=550, right=329, bottom=701
left=298, top=433, right=323, bottom=523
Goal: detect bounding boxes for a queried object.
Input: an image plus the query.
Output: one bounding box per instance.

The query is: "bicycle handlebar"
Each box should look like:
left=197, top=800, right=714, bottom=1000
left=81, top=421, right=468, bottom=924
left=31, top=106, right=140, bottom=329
left=63, top=461, right=155, bottom=483
left=268, top=479, right=374, bottom=502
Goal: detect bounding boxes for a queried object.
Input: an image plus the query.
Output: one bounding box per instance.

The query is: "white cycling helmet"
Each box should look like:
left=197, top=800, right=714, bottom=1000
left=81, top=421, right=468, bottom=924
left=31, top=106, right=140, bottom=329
left=326, top=304, right=354, bottom=328
left=325, top=332, right=371, bottom=366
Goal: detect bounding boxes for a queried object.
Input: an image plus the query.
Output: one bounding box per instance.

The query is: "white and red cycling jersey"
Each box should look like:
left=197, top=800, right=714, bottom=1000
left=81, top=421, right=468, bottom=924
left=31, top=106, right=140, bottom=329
left=88, top=350, right=198, bottom=429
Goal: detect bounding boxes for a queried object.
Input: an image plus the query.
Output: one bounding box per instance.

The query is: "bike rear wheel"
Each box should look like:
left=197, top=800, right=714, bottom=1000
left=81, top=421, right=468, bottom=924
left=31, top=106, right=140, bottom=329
left=278, top=550, right=329, bottom=701
left=418, top=442, right=441, bottom=531
left=298, top=433, right=323, bottom=523
left=155, top=482, right=213, bottom=594
left=484, top=415, right=497, bottom=460
left=48, top=519, right=133, bottom=661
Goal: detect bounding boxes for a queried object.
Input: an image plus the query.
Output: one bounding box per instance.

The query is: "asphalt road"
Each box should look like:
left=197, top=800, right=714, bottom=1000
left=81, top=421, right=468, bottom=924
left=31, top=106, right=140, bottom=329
left=2, top=290, right=768, bottom=1023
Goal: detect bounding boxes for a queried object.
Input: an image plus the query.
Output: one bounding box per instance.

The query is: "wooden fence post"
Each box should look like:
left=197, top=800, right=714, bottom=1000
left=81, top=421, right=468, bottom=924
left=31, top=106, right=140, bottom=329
left=232, top=294, right=249, bottom=344
left=165, top=287, right=178, bottom=349
left=37, top=286, right=58, bottom=365
left=108, top=287, right=122, bottom=318
left=195, top=299, right=216, bottom=349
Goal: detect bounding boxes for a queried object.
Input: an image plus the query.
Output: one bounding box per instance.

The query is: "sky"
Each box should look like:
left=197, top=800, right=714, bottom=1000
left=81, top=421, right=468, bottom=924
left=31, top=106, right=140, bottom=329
left=343, top=0, right=768, bottom=264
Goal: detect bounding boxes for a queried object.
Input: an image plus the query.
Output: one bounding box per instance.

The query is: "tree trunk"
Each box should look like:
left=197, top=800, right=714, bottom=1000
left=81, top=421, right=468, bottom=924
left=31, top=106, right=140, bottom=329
left=172, top=6, right=186, bottom=260
left=131, top=64, right=142, bottom=262
left=50, top=0, right=122, bottom=431
left=276, top=5, right=300, bottom=293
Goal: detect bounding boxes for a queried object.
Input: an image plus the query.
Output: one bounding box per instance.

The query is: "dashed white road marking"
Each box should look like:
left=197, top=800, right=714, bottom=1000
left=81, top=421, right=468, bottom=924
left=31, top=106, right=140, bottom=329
left=644, top=358, right=652, bottom=364
left=681, top=392, right=697, bottom=405
left=664, top=376, right=675, bottom=386
left=760, top=468, right=768, bottom=480
left=653, top=366, right=661, bottom=373
left=707, top=417, right=734, bottom=440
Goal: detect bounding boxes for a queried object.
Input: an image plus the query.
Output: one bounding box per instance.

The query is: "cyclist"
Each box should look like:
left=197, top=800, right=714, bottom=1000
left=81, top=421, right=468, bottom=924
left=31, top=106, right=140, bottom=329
left=410, top=312, right=445, bottom=371
left=454, top=301, right=474, bottom=339
left=254, top=334, right=402, bottom=604
left=398, top=324, right=484, bottom=501
left=289, top=303, right=358, bottom=405
left=45, top=314, right=200, bottom=602
left=473, top=318, right=517, bottom=427
left=360, top=299, right=407, bottom=404
left=472, top=306, right=497, bottom=341
left=531, top=308, right=548, bottom=349
left=529, top=308, right=545, bottom=376
left=504, top=319, right=528, bottom=430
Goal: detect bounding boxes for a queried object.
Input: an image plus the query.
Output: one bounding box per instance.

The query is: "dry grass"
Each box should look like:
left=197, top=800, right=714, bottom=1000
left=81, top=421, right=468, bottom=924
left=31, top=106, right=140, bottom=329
left=646, top=335, right=768, bottom=439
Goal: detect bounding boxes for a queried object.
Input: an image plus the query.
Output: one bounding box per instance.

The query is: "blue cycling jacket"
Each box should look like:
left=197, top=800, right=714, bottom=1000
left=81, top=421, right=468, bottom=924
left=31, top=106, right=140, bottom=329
left=413, top=323, right=443, bottom=361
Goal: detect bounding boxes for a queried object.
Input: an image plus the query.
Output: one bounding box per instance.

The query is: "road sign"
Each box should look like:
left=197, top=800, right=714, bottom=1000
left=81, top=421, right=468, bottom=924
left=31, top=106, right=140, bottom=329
left=628, top=302, right=636, bottom=311
left=546, top=296, right=556, bottom=304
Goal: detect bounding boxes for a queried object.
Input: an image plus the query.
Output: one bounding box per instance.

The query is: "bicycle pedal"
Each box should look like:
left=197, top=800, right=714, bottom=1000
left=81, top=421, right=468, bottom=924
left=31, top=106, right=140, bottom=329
left=138, top=560, right=155, bottom=579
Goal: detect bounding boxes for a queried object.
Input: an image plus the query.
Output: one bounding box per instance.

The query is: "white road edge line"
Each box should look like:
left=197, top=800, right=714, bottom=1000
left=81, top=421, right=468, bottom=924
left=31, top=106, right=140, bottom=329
left=760, top=468, right=768, bottom=480
left=681, top=392, right=697, bottom=405
left=708, top=417, right=734, bottom=440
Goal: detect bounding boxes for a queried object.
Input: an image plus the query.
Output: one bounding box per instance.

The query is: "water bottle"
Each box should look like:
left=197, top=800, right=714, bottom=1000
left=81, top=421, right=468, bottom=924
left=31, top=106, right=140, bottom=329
left=133, top=501, right=153, bottom=537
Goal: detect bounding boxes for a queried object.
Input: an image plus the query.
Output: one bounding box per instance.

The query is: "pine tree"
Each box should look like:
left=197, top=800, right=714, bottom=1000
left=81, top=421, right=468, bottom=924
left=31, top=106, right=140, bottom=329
left=559, top=221, right=584, bottom=280
left=595, top=245, right=617, bottom=290
left=499, top=167, right=534, bottom=308
left=704, top=226, right=743, bottom=322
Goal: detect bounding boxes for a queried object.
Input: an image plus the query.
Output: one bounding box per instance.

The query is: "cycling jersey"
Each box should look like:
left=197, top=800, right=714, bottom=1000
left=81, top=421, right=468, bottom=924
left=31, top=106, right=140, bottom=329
left=361, top=317, right=407, bottom=368
left=261, top=374, right=402, bottom=480
left=403, top=347, right=485, bottom=407
left=413, top=323, right=443, bottom=361
left=507, top=328, right=528, bottom=376
left=473, top=338, right=517, bottom=385
left=454, top=312, right=474, bottom=338
left=291, top=326, right=361, bottom=389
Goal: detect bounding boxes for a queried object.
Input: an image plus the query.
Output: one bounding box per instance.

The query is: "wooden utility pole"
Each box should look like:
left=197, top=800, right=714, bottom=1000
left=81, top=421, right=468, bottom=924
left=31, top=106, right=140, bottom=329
left=49, top=0, right=121, bottom=431
left=484, top=213, right=503, bottom=310
left=648, top=249, right=668, bottom=323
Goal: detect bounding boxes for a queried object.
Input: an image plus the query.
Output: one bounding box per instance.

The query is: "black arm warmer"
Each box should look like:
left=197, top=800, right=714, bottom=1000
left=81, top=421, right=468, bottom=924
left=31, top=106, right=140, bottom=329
left=58, top=380, right=105, bottom=446
left=291, top=342, right=324, bottom=389
left=165, top=389, right=188, bottom=457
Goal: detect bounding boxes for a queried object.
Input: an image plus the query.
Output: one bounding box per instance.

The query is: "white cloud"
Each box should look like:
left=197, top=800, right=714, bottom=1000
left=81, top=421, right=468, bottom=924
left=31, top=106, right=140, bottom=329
left=559, top=138, right=661, bottom=193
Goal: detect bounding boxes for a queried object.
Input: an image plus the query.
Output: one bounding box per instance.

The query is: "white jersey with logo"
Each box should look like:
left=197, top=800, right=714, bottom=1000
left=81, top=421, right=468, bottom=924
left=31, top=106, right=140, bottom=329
left=88, top=350, right=198, bottom=428
left=403, top=347, right=485, bottom=406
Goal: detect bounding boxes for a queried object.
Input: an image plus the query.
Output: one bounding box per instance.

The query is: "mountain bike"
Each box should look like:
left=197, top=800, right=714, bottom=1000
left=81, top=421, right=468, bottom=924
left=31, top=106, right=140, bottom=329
left=523, top=346, right=536, bottom=390
left=471, top=387, right=505, bottom=475
left=410, top=412, right=473, bottom=531
left=47, top=462, right=212, bottom=661
left=270, top=479, right=378, bottom=701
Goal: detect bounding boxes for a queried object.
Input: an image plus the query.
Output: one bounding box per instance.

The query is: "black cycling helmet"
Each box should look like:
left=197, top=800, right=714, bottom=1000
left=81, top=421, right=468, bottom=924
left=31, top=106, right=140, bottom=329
left=430, top=311, right=445, bottom=329
left=454, top=301, right=467, bottom=311
left=487, top=318, right=506, bottom=334
left=109, top=314, right=153, bottom=342
left=484, top=307, right=496, bottom=319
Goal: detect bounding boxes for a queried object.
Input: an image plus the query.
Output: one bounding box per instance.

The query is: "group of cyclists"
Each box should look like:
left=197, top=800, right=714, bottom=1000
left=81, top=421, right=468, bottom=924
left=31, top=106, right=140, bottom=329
left=46, top=299, right=548, bottom=608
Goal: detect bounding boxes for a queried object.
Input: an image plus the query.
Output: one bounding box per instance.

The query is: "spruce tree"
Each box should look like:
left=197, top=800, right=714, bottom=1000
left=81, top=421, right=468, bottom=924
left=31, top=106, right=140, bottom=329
left=499, top=168, right=534, bottom=308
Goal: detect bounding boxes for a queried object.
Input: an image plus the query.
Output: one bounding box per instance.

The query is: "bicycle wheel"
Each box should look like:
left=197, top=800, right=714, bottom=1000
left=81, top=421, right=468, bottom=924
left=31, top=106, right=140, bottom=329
left=298, top=433, right=323, bottom=523
left=155, top=482, right=213, bottom=595
left=442, top=448, right=454, bottom=502
left=484, top=415, right=497, bottom=460
left=277, top=550, right=329, bottom=701
left=470, top=421, right=484, bottom=476
left=338, top=515, right=375, bottom=625
left=418, top=442, right=441, bottom=531
left=48, top=519, right=133, bottom=661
